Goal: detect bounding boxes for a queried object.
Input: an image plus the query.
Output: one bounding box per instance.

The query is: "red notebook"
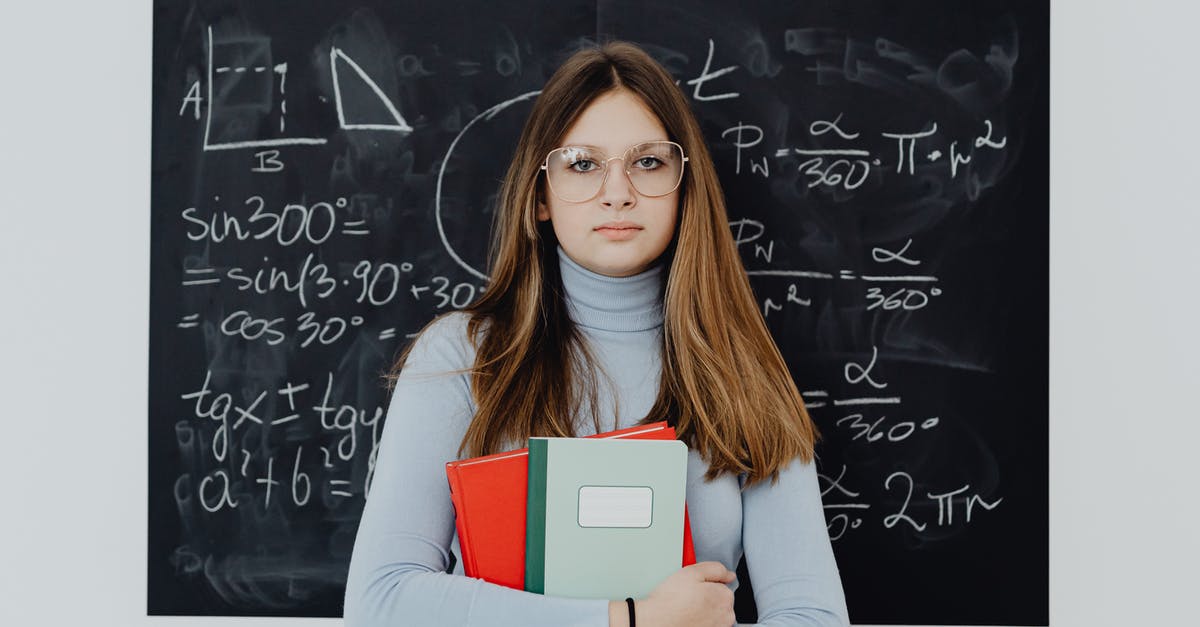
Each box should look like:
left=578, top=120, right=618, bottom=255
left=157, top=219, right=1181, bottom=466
left=445, top=421, right=697, bottom=590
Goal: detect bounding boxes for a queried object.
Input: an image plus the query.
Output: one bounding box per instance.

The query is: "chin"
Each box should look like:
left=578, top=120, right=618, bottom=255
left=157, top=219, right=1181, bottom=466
left=602, top=261, right=648, bottom=278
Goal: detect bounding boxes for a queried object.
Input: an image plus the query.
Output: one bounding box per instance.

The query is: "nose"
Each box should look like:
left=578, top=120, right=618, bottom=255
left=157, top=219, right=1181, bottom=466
left=598, top=157, right=636, bottom=210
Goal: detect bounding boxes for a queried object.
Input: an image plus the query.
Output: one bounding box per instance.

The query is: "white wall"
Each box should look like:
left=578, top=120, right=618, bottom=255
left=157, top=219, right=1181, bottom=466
left=1, top=1, right=1196, bottom=625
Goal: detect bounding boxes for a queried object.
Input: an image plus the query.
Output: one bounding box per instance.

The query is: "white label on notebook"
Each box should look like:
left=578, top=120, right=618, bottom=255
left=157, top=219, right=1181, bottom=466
left=577, top=486, right=653, bottom=528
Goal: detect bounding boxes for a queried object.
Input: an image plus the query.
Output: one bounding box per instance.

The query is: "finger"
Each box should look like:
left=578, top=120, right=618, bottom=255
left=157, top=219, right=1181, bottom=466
left=704, top=580, right=736, bottom=599
left=711, top=566, right=738, bottom=584
left=688, top=561, right=733, bottom=581
left=699, top=570, right=736, bottom=587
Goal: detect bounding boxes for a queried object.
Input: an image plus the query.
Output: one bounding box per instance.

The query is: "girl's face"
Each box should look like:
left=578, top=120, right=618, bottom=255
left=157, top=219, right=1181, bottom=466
left=536, top=89, right=680, bottom=278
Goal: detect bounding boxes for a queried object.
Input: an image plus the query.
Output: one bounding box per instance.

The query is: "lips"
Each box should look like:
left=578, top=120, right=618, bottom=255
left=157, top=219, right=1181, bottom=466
left=595, top=223, right=642, bottom=241
left=595, top=222, right=643, bottom=231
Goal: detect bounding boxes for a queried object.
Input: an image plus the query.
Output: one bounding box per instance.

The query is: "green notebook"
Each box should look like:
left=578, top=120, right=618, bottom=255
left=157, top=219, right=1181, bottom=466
left=525, top=437, right=689, bottom=600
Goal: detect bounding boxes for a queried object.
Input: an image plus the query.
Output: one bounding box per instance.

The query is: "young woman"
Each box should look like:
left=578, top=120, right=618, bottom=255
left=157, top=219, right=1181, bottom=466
left=344, top=42, right=849, bottom=627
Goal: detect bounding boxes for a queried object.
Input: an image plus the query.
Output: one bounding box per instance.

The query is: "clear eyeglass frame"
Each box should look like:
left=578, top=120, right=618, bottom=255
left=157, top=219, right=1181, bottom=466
left=538, top=140, right=689, bottom=203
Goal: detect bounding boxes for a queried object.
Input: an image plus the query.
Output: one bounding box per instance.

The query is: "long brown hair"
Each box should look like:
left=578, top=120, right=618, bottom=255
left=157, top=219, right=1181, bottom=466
left=386, top=41, right=818, bottom=488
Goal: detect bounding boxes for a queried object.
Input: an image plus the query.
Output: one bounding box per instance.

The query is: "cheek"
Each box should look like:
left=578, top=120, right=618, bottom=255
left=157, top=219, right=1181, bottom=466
left=546, top=205, right=587, bottom=244
left=644, top=196, right=680, bottom=253
left=654, top=194, right=680, bottom=232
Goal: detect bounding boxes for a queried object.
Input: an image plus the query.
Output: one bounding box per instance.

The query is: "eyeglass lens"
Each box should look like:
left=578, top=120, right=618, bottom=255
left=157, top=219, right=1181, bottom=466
left=545, top=141, right=684, bottom=202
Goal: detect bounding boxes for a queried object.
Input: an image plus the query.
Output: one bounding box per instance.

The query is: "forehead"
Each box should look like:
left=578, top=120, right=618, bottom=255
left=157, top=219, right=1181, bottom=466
left=558, top=89, right=668, bottom=152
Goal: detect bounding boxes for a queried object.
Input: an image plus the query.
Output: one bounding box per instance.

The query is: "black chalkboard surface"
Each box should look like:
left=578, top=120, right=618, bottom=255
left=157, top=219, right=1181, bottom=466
left=149, top=1, right=1048, bottom=624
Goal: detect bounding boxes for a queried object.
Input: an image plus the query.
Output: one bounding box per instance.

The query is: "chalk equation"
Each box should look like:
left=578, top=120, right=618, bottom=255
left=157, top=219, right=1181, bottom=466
left=177, top=369, right=384, bottom=512
left=819, top=464, right=1003, bottom=542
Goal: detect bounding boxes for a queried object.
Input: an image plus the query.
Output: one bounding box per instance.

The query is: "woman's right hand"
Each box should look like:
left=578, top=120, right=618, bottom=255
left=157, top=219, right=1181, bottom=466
left=636, top=561, right=737, bottom=627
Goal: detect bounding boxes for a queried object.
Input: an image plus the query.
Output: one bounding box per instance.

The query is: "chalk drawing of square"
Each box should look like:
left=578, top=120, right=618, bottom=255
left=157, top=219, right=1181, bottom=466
left=208, top=37, right=274, bottom=145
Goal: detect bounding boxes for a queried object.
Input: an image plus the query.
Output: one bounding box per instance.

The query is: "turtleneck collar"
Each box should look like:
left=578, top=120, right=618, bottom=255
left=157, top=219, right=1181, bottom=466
left=557, top=244, right=665, bottom=332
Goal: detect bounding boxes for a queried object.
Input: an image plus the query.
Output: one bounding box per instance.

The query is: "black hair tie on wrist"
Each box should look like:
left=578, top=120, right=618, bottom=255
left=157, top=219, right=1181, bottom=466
left=625, top=597, right=636, bottom=627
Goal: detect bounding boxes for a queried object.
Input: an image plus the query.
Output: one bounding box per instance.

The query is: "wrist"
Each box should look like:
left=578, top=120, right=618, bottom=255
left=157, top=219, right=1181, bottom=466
left=608, top=600, right=629, bottom=627
left=607, top=598, right=645, bottom=627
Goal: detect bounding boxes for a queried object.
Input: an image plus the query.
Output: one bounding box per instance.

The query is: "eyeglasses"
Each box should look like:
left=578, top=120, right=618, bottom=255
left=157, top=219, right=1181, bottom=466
left=540, top=140, right=688, bottom=203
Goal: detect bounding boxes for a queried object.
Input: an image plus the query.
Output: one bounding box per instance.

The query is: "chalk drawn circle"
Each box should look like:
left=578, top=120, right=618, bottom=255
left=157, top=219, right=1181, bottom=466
left=435, top=90, right=540, bottom=281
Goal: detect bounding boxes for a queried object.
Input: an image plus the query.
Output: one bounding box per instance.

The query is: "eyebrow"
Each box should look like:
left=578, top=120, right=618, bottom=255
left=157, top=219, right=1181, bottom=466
left=557, top=139, right=670, bottom=152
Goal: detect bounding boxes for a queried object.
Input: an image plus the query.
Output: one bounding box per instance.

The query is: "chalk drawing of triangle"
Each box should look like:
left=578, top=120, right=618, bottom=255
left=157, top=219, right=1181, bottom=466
left=330, top=47, right=413, bottom=132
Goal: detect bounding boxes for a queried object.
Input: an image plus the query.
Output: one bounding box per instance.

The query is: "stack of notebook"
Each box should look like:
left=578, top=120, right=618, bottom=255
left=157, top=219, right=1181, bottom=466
left=445, top=421, right=694, bottom=599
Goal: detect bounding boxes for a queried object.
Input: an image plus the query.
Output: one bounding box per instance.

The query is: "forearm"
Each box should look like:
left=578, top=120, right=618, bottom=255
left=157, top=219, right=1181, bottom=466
left=346, top=561, right=609, bottom=627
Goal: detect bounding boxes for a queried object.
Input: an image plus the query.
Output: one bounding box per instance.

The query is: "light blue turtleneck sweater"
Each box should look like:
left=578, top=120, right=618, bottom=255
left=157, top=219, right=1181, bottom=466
left=343, top=246, right=849, bottom=626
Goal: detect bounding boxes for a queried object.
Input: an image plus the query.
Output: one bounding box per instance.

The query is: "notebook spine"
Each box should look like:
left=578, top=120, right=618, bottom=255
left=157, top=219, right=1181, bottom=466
left=445, top=466, right=478, bottom=576
left=524, top=438, right=548, bottom=594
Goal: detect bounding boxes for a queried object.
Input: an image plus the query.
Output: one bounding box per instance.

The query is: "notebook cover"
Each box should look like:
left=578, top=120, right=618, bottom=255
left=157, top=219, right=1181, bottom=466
left=526, top=438, right=689, bottom=599
left=444, top=421, right=695, bottom=590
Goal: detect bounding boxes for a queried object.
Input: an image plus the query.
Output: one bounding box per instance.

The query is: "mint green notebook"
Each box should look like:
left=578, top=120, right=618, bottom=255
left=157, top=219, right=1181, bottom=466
left=525, top=437, right=688, bottom=600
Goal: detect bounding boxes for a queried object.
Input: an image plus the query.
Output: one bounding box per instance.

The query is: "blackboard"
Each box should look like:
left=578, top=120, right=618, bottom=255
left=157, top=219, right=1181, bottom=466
left=149, top=1, right=1048, bottom=624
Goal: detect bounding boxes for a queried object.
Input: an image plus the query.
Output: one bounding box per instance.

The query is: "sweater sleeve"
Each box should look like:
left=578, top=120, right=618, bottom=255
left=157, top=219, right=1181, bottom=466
left=738, top=456, right=851, bottom=627
left=343, top=312, right=610, bottom=627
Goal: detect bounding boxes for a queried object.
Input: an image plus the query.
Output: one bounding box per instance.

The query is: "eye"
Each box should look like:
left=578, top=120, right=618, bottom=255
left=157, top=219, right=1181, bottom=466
left=633, top=156, right=662, bottom=170
left=569, top=159, right=599, bottom=173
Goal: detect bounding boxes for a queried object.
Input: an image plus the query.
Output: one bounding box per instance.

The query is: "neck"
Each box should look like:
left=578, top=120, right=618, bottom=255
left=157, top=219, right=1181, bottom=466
left=556, top=245, right=665, bottom=332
